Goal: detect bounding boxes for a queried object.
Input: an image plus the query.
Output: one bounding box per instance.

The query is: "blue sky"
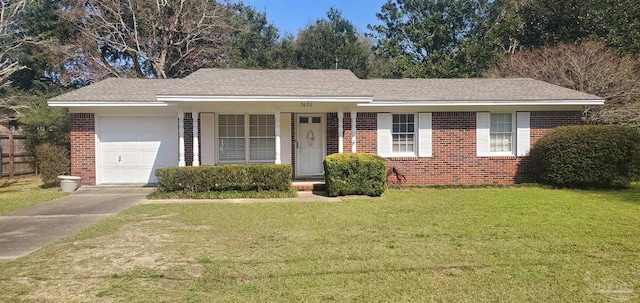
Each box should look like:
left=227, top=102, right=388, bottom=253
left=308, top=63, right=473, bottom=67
left=240, top=0, right=388, bottom=36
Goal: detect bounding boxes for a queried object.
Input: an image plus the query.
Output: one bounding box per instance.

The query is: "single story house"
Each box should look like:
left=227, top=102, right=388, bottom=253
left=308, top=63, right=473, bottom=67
left=48, top=69, right=604, bottom=185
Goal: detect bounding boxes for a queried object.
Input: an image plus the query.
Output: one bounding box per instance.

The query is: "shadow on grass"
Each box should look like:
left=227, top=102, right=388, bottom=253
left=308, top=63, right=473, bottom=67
left=566, top=184, right=640, bottom=205
left=198, top=262, right=490, bottom=282
left=39, top=183, right=58, bottom=189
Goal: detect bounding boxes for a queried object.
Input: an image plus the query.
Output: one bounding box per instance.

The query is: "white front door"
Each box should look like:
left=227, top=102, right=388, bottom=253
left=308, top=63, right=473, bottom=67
left=297, top=115, right=324, bottom=175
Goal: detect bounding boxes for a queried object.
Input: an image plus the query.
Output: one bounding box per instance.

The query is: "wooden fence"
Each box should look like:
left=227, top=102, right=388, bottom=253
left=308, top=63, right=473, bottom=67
left=0, top=133, right=36, bottom=178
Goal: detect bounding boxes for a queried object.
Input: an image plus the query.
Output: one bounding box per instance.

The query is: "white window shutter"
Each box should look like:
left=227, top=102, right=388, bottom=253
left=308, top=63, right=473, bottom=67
left=476, top=112, right=490, bottom=157
left=280, top=113, right=292, bottom=164
left=200, top=113, right=215, bottom=165
left=516, top=112, right=531, bottom=156
left=377, top=113, right=391, bottom=157
left=418, top=113, right=432, bottom=157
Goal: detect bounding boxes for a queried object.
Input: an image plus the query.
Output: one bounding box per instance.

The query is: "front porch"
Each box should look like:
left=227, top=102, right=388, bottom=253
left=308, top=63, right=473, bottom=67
left=177, top=110, right=366, bottom=179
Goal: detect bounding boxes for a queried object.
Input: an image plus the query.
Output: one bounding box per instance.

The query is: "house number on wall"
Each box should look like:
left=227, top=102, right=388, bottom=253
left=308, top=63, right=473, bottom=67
left=300, top=102, right=313, bottom=108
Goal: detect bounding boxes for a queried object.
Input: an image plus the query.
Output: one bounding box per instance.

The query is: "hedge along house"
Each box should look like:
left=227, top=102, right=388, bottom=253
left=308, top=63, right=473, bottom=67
left=48, top=69, right=604, bottom=185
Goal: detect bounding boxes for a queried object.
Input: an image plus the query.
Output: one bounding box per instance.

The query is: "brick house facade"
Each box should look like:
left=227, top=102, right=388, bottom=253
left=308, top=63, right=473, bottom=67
left=55, top=69, right=602, bottom=186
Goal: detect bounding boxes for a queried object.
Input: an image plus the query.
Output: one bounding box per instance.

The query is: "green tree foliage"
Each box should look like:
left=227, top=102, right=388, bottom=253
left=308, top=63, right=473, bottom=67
left=9, top=0, right=75, bottom=91
left=18, top=93, right=70, bottom=154
left=295, top=8, right=373, bottom=78
left=369, top=0, right=496, bottom=78
left=35, top=143, right=70, bottom=187
left=229, top=4, right=282, bottom=69
left=517, top=0, right=640, bottom=54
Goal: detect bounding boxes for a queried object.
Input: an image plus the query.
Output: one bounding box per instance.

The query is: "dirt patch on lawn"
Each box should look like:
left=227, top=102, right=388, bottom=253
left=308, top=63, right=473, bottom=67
left=13, top=216, right=208, bottom=302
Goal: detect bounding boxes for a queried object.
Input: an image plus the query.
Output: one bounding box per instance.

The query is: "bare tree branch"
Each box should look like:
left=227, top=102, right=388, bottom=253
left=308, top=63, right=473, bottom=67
left=61, top=0, right=242, bottom=79
left=488, top=42, right=640, bottom=126
left=0, top=0, right=31, bottom=122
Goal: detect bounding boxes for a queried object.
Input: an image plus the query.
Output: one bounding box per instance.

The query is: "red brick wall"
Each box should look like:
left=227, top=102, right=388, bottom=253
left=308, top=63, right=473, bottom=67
left=184, top=113, right=193, bottom=165
left=326, top=112, right=377, bottom=155
left=349, top=111, right=582, bottom=185
left=356, top=113, right=377, bottom=153
left=70, top=113, right=96, bottom=185
left=326, top=113, right=339, bottom=156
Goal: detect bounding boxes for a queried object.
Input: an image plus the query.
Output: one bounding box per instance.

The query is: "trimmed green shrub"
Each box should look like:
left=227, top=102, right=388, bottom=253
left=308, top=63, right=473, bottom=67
left=155, top=164, right=292, bottom=192
left=530, top=125, right=640, bottom=188
left=35, top=143, right=70, bottom=187
left=324, top=153, right=386, bottom=197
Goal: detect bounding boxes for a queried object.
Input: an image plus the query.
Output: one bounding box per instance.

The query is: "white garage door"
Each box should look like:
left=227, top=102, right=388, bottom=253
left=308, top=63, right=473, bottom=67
left=99, top=117, right=178, bottom=184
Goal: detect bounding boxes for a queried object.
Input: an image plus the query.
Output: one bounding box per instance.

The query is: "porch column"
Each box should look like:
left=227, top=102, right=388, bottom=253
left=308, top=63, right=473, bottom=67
left=338, top=111, right=344, bottom=153
left=275, top=112, right=281, bottom=164
left=351, top=110, right=357, bottom=153
left=178, top=110, right=186, bottom=167
left=192, top=110, right=200, bottom=166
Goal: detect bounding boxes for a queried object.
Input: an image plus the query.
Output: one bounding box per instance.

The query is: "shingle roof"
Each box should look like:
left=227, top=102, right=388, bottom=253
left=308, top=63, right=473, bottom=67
left=363, top=78, right=602, bottom=101
left=172, top=69, right=367, bottom=97
left=49, top=68, right=603, bottom=102
left=49, top=78, right=178, bottom=102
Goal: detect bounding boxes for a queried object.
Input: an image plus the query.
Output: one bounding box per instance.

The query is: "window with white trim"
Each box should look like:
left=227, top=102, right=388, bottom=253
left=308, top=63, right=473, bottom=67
left=218, top=115, right=245, bottom=162
left=490, top=113, right=514, bottom=154
left=392, top=113, right=415, bottom=154
left=249, top=115, right=275, bottom=161
left=218, top=114, right=275, bottom=163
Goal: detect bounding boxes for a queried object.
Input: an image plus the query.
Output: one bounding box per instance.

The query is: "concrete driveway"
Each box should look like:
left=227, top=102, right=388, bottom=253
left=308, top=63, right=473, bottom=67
left=0, top=186, right=152, bottom=262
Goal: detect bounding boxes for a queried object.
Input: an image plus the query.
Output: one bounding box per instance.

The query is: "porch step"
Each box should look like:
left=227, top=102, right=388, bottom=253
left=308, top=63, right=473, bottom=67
left=292, top=181, right=326, bottom=192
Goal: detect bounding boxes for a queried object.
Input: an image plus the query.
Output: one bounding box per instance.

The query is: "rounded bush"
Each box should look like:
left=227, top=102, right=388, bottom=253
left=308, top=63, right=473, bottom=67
left=35, top=143, right=70, bottom=187
left=530, top=125, right=640, bottom=188
left=324, top=153, right=386, bottom=197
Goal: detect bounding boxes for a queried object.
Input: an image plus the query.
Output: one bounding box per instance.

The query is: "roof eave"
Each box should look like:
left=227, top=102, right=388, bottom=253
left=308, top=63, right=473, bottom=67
left=47, top=101, right=171, bottom=107
left=156, top=95, right=373, bottom=103
left=358, top=99, right=605, bottom=107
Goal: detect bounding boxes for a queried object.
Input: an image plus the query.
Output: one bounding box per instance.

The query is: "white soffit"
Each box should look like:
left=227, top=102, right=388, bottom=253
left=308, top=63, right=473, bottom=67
left=358, top=99, right=605, bottom=107
left=48, top=101, right=172, bottom=107
left=156, top=95, right=373, bottom=103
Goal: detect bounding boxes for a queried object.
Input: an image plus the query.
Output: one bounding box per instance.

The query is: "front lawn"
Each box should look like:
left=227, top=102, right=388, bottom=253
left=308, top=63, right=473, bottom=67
left=1, top=186, right=638, bottom=302
left=0, top=177, right=68, bottom=215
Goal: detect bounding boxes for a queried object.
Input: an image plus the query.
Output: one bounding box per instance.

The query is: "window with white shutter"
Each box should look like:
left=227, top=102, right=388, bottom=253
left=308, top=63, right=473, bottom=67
left=477, top=112, right=530, bottom=157
left=490, top=113, right=514, bottom=154
left=378, top=113, right=431, bottom=157
left=392, top=114, right=416, bottom=155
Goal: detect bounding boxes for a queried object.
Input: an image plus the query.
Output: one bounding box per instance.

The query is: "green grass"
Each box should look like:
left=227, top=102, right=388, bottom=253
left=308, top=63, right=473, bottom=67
left=0, top=185, right=639, bottom=302
left=0, top=176, right=68, bottom=215
left=147, top=189, right=298, bottom=200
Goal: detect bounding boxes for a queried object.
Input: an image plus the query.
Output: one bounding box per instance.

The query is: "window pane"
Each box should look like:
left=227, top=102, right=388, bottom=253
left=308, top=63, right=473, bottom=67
left=300, top=117, right=308, bottom=123
left=490, top=113, right=513, bottom=153
left=249, top=115, right=275, bottom=161
left=218, top=115, right=244, bottom=137
left=219, top=138, right=245, bottom=161
left=312, top=117, right=321, bottom=123
left=250, top=115, right=275, bottom=137
left=391, top=114, right=415, bottom=154
left=250, top=138, right=275, bottom=161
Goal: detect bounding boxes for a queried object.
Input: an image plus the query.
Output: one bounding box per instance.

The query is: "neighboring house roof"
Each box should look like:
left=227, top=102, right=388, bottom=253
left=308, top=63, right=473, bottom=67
left=48, top=68, right=604, bottom=104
